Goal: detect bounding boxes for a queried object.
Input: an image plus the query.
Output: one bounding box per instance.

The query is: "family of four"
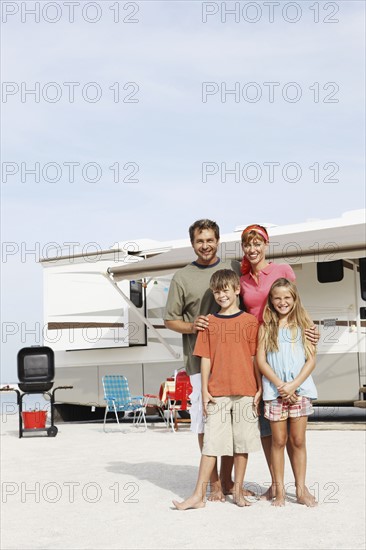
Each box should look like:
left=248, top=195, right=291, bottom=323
left=164, top=219, right=318, bottom=509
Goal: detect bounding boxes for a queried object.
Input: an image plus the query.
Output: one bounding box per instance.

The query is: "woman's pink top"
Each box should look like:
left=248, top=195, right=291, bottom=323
left=240, top=262, right=296, bottom=323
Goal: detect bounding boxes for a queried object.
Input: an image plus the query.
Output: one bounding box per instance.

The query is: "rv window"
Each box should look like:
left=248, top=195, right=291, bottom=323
left=130, top=280, right=143, bottom=308
left=316, top=260, right=344, bottom=283
left=360, top=258, right=366, bottom=301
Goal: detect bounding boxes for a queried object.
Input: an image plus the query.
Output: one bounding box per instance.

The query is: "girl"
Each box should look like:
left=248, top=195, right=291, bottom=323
left=256, top=278, right=318, bottom=507
left=240, top=223, right=318, bottom=503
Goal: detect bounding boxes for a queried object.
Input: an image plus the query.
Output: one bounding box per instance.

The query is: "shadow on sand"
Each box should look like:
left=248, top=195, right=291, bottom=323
left=106, top=460, right=267, bottom=499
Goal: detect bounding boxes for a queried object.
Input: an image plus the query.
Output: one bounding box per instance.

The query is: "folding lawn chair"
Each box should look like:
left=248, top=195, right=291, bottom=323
left=102, top=375, right=147, bottom=432
left=167, top=371, right=192, bottom=432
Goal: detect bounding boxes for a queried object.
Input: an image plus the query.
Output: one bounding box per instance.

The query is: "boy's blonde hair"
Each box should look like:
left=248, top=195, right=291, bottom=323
left=210, top=269, right=240, bottom=292
left=261, top=278, right=315, bottom=359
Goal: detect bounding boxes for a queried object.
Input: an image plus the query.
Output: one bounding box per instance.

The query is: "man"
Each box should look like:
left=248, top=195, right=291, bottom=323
left=164, top=219, right=241, bottom=500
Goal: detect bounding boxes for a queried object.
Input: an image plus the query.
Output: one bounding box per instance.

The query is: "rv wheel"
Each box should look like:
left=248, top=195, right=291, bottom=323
left=47, top=426, right=58, bottom=437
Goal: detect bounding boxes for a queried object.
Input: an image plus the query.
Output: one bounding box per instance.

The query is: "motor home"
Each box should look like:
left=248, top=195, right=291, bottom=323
left=40, top=210, right=366, bottom=419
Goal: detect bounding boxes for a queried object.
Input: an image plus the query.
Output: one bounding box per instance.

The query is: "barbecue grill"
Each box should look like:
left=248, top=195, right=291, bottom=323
left=0, top=346, right=72, bottom=438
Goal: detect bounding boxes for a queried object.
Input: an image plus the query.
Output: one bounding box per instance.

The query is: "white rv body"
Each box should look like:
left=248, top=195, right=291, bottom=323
left=40, top=211, right=366, bottom=409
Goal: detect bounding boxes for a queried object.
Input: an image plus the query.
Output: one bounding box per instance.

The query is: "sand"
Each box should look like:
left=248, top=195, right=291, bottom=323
left=1, top=414, right=365, bottom=550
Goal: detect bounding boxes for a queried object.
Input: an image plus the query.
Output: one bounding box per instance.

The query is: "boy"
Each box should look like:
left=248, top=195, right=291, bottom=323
left=173, top=269, right=262, bottom=510
left=165, top=219, right=241, bottom=499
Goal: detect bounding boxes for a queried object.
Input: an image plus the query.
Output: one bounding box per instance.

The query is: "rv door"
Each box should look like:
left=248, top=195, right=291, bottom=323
left=43, top=265, right=146, bottom=351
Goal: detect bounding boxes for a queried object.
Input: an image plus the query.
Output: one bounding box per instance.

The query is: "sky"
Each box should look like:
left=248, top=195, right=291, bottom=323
left=1, top=0, right=365, bottom=382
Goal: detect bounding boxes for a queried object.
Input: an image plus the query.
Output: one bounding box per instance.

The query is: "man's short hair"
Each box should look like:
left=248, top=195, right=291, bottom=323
left=189, top=219, right=220, bottom=243
left=210, top=269, right=240, bottom=292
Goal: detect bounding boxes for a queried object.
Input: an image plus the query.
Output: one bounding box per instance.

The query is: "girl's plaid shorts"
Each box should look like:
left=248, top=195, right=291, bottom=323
left=264, top=396, right=314, bottom=421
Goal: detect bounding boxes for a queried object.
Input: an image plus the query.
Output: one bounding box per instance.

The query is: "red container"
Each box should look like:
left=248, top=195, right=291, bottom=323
left=22, top=411, right=47, bottom=429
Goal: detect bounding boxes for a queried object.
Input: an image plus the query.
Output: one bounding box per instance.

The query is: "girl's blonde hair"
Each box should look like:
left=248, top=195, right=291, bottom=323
left=261, top=278, right=315, bottom=359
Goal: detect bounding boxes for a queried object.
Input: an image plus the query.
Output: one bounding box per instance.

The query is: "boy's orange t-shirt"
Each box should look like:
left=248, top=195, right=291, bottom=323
left=193, top=311, right=259, bottom=397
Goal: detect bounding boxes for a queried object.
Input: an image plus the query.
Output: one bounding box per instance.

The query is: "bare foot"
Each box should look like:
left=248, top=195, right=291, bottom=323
left=304, top=486, right=317, bottom=504
left=296, top=486, right=317, bottom=506
left=220, top=480, right=234, bottom=496
left=207, top=481, right=225, bottom=502
left=172, top=495, right=205, bottom=510
left=221, top=481, right=255, bottom=497
left=260, top=486, right=276, bottom=501
left=272, top=498, right=285, bottom=507
left=297, top=493, right=318, bottom=507
left=233, top=493, right=252, bottom=507
left=207, top=489, right=225, bottom=502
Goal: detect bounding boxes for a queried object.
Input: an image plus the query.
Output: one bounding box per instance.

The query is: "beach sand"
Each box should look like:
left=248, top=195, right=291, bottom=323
left=1, top=414, right=365, bottom=550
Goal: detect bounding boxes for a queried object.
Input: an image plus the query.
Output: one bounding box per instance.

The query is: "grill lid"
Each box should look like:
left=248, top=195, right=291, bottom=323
left=17, top=346, right=55, bottom=384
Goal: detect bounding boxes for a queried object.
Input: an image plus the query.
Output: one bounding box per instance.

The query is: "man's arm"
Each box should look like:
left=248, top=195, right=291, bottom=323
left=164, top=277, right=210, bottom=334
left=164, top=317, right=210, bottom=334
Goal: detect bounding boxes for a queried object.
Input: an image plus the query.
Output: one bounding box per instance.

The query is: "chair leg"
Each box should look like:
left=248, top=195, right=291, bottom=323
left=130, top=405, right=147, bottom=431
left=137, top=406, right=147, bottom=431
left=140, top=409, right=147, bottom=431
left=164, top=408, right=170, bottom=430
left=168, top=408, right=175, bottom=432
left=103, top=407, right=109, bottom=432
left=113, top=402, right=123, bottom=431
left=158, top=406, right=169, bottom=428
left=133, top=408, right=139, bottom=425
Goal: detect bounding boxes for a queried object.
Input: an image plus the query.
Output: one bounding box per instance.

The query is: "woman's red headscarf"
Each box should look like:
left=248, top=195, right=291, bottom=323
left=241, top=224, right=269, bottom=275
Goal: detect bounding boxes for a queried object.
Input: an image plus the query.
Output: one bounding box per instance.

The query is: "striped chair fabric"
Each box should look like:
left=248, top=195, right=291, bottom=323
left=102, top=375, right=147, bottom=432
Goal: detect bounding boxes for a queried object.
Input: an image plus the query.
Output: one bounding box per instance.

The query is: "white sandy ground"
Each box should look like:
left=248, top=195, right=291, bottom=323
left=0, top=414, right=365, bottom=550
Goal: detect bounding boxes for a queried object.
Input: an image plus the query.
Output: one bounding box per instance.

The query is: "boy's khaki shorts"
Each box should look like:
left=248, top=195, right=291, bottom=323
left=202, top=396, right=261, bottom=457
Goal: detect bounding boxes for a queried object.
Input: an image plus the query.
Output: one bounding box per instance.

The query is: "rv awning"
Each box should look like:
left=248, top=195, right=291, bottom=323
left=109, top=246, right=197, bottom=281
left=109, top=219, right=366, bottom=281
